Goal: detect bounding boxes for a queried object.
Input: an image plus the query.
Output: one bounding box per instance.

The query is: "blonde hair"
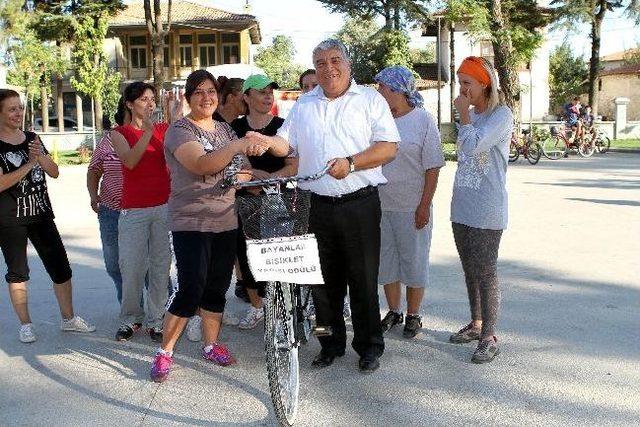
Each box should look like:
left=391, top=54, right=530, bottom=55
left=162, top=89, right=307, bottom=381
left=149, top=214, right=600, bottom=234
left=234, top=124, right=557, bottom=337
left=480, top=57, right=502, bottom=113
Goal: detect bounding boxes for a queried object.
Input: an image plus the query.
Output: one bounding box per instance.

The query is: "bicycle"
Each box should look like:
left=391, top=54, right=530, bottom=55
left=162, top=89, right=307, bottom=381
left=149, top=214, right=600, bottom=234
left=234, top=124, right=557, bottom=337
left=589, top=126, right=611, bottom=154
left=542, top=125, right=595, bottom=160
left=509, top=128, right=541, bottom=165
left=223, top=164, right=330, bottom=427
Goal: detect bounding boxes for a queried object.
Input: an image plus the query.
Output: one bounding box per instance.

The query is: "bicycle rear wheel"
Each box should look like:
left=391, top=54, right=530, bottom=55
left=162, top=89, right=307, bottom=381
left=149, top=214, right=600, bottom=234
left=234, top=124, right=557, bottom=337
left=526, top=142, right=542, bottom=165
left=596, top=136, right=611, bottom=154
left=509, top=142, right=519, bottom=162
left=264, top=281, right=299, bottom=427
left=542, top=136, right=567, bottom=160
left=578, top=140, right=595, bottom=157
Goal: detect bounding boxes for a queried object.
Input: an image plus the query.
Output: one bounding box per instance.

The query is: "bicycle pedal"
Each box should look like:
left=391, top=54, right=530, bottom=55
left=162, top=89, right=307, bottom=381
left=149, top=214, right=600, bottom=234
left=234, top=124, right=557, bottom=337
left=312, top=326, right=332, bottom=337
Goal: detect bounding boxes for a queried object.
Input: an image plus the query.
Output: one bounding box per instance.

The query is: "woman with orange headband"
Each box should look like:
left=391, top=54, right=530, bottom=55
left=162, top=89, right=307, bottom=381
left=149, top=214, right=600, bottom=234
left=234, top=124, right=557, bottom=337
left=448, top=56, right=512, bottom=364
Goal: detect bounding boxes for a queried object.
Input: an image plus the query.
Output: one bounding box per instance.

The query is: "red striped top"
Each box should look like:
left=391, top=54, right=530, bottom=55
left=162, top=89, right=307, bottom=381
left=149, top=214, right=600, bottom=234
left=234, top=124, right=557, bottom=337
left=88, top=131, right=123, bottom=211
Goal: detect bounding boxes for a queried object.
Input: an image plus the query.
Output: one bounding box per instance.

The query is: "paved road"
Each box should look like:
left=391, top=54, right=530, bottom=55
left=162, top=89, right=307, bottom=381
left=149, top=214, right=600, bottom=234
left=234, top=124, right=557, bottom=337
left=1, top=153, right=638, bottom=426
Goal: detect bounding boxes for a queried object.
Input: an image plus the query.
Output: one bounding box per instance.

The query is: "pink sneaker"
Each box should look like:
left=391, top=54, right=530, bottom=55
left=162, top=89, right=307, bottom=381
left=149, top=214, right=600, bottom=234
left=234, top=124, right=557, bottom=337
left=150, top=352, right=173, bottom=382
left=202, top=343, right=236, bottom=366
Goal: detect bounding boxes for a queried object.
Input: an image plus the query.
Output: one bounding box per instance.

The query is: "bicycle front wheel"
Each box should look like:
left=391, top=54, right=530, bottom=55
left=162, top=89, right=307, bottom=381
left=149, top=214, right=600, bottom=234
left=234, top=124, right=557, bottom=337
left=542, top=136, right=567, bottom=160
left=596, top=136, right=611, bottom=154
left=526, top=142, right=542, bottom=165
left=264, top=281, right=300, bottom=427
left=509, top=142, right=519, bottom=162
left=578, top=140, right=595, bottom=157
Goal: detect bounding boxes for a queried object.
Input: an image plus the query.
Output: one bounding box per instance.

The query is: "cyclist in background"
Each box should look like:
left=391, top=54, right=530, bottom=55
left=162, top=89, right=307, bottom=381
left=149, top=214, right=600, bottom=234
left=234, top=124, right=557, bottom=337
left=564, top=97, right=582, bottom=142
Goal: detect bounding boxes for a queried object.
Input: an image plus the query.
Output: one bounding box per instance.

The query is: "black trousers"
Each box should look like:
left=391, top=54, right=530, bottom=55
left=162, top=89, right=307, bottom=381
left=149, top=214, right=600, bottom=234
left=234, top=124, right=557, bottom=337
left=309, top=189, right=384, bottom=358
left=168, top=229, right=237, bottom=317
left=0, top=219, right=72, bottom=284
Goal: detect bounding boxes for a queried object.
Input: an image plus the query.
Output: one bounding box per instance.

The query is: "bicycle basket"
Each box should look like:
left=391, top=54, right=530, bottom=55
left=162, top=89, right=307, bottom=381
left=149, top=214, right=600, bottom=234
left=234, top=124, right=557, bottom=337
left=237, top=190, right=312, bottom=240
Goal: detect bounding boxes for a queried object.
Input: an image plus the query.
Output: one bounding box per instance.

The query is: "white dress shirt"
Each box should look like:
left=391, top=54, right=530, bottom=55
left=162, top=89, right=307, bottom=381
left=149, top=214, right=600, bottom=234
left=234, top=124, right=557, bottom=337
left=277, top=81, right=400, bottom=196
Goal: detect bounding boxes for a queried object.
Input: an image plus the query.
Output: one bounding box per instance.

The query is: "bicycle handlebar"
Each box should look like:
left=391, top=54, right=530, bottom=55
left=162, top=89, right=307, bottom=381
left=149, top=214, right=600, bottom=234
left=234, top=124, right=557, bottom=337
left=222, top=164, right=331, bottom=189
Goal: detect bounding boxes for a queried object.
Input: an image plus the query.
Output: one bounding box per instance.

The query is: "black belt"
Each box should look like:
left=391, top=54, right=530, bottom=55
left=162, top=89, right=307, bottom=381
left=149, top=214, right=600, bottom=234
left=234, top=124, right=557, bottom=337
left=312, top=186, right=377, bottom=204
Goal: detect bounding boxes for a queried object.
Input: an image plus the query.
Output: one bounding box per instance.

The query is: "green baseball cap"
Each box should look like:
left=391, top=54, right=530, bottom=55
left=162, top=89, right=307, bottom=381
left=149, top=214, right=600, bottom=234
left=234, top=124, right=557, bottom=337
left=242, top=74, right=279, bottom=93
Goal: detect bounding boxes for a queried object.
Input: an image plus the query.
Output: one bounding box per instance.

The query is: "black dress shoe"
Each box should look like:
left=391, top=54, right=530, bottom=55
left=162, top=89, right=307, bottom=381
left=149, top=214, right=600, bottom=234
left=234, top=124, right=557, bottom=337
left=311, top=351, right=344, bottom=368
left=358, top=355, right=380, bottom=373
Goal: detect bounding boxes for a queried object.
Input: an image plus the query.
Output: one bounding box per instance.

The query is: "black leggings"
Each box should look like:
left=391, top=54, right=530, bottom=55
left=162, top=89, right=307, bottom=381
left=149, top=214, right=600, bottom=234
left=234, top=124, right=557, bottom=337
left=236, top=215, right=265, bottom=296
left=452, top=222, right=503, bottom=338
left=0, top=219, right=72, bottom=284
left=167, top=229, right=237, bottom=317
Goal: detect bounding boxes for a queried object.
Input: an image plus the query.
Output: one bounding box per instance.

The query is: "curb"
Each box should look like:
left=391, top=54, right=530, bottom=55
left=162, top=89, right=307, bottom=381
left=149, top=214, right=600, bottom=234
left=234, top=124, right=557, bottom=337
left=608, top=148, right=640, bottom=153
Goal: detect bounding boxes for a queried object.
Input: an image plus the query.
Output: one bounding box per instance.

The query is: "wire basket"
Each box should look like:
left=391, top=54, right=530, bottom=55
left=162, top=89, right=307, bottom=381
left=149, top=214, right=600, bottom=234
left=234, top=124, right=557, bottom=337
left=237, top=190, right=312, bottom=240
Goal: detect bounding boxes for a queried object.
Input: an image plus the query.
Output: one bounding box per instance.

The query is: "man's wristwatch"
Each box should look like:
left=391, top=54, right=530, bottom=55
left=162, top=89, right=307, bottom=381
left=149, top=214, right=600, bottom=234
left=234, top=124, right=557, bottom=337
left=346, top=156, right=356, bottom=173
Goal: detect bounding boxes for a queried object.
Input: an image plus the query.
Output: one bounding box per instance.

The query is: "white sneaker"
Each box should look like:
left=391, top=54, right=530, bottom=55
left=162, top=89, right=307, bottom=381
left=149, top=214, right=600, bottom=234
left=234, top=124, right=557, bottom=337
left=222, top=311, right=240, bottom=326
left=20, top=323, right=37, bottom=343
left=186, top=315, right=202, bottom=342
left=343, top=298, right=351, bottom=319
left=238, top=305, right=264, bottom=330
left=61, top=316, right=96, bottom=333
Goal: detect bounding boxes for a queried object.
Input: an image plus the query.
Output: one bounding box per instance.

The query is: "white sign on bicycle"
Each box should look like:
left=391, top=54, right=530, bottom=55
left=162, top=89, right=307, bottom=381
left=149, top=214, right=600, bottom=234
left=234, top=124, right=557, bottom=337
left=245, top=234, right=324, bottom=285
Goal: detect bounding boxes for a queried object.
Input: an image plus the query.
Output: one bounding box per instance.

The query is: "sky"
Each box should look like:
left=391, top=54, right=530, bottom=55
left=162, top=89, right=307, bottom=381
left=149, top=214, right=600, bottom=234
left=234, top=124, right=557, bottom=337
left=205, top=0, right=640, bottom=64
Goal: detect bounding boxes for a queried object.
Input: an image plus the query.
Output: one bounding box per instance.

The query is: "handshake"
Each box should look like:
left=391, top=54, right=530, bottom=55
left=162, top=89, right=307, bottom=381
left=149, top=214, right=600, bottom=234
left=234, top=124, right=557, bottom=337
left=239, top=131, right=275, bottom=157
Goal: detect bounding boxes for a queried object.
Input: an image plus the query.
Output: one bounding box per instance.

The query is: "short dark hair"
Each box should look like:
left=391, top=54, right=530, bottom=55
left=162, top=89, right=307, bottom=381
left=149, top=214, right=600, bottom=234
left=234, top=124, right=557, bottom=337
left=217, top=76, right=244, bottom=104
left=123, top=81, right=155, bottom=114
left=184, top=70, right=219, bottom=102
left=298, top=69, right=316, bottom=89
left=0, top=88, right=20, bottom=112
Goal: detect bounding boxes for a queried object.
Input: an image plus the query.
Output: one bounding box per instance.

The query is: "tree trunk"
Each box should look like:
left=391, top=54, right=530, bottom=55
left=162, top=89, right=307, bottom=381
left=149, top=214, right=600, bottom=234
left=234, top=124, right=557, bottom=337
left=383, top=1, right=392, bottom=29
left=489, top=0, right=520, bottom=123
left=152, top=35, right=164, bottom=98
left=40, top=86, right=49, bottom=133
left=56, top=76, right=64, bottom=132
left=393, top=0, right=401, bottom=30
left=588, top=0, right=606, bottom=116
left=449, top=23, right=455, bottom=123
left=95, top=95, right=104, bottom=132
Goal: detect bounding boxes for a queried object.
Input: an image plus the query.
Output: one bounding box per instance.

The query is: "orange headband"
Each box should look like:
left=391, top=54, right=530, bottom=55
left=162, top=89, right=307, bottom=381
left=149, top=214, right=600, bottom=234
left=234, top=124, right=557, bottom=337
left=457, top=56, right=491, bottom=87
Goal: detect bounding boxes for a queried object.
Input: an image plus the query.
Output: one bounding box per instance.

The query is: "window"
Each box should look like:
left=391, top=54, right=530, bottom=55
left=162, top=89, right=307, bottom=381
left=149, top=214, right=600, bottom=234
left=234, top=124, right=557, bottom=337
left=130, top=35, right=147, bottom=69
left=479, top=40, right=494, bottom=65
left=163, top=35, right=170, bottom=67
left=179, top=34, right=193, bottom=67
left=598, top=79, right=602, bottom=91
left=222, top=44, right=239, bottom=64
left=221, top=33, right=239, bottom=43
left=198, top=33, right=217, bottom=66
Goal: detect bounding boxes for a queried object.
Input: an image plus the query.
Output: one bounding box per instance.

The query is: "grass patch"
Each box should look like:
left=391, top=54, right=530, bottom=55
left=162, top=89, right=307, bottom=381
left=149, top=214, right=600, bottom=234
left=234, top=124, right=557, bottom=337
left=55, top=149, right=92, bottom=166
left=443, top=142, right=457, bottom=161
left=611, top=139, right=640, bottom=149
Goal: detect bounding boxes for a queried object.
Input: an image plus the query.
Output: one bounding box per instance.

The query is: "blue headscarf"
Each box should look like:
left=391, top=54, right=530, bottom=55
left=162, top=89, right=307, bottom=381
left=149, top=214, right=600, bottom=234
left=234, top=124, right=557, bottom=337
left=374, top=66, right=424, bottom=108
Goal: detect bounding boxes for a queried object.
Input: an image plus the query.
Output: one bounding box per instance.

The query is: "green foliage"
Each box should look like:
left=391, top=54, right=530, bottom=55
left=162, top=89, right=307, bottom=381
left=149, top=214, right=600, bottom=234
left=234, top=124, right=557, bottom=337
left=623, top=47, right=640, bottom=65
left=317, top=0, right=431, bottom=30
left=70, top=15, right=111, bottom=101
left=549, top=42, right=588, bottom=114
left=374, top=30, right=414, bottom=70
left=254, top=35, right=306, bottom=90
left=410, top=45, right=436, bottom=64
left=102, top=70, right=122, bottom=124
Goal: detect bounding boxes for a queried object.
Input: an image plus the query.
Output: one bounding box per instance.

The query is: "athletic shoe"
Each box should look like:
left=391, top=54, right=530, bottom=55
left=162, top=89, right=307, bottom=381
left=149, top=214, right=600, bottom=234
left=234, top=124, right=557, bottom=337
left=61, top=316, right=96, bottom=333
left=202, top=343, right=236, bottom=366
left=343, top=298, right=351, bottom=319
left=238, top=305, right=264, bottom=330
left=381, top=311, right=404, bottom=333
left=222, top=311, right=240, bottom=326
left=115, top=323, right=141, bottom=341
left=403, top=314, right=422, bottom=339
left=150, top=351, right=173, bottom=382
left=471, top=336, right=500, bottom=364
left=449, top=323, right=481, bottom=344
left=19, top=323, right=37, bottom=343
left=148, top=327, right=163, bottom=343
left=186, top=315, right=202, bottom=342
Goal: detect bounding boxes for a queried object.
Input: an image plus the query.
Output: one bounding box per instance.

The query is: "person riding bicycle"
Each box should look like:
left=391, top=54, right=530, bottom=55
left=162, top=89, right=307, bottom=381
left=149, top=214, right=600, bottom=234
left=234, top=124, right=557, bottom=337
left=564, top=97, right=582, bottom=143
left=581, top=105, right=594, bottom=139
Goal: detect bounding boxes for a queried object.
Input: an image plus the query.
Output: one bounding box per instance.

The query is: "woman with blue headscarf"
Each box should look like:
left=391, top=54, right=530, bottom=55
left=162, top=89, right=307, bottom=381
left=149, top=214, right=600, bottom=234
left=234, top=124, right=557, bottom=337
left=375, top=66, right=445, bottom=338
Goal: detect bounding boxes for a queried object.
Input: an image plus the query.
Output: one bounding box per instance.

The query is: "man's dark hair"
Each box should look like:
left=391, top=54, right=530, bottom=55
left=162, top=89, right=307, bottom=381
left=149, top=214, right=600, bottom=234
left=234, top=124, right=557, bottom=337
left=298, top=69, right=316, bottom=89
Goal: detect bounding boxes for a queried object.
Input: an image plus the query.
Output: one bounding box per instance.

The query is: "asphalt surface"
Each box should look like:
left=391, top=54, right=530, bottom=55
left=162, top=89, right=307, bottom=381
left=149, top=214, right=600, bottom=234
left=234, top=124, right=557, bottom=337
left=1, top=152, right=638, bottom=426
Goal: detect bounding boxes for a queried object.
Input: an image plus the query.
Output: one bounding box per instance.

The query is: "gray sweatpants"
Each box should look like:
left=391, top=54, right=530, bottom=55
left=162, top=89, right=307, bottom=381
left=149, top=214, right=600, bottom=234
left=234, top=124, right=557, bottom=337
left=118, top=204, right=170, bottom=329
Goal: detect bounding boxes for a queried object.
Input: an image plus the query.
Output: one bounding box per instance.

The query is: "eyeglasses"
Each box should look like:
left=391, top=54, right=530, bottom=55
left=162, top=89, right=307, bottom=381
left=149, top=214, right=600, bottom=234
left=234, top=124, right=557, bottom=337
left=136, top=97, right=156, bottom=103
left=192, top=88, right=217, bottom=97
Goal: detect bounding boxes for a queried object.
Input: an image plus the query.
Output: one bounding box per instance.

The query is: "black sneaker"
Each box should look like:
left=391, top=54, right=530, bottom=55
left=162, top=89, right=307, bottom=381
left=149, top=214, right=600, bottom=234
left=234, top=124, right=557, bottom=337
left=403, top=314, right=422, bottom=339
left=115, top=323, right=140, bottom=341
left=381, top=311, right=404, bottom=333
left=148, top=327, right=163, bottom=343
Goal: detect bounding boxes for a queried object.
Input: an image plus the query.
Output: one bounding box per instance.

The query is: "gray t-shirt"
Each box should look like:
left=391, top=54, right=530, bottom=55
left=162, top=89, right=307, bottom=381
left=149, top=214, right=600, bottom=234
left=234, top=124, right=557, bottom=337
left=451, top=105, right=513, bottom=230
left=380, top=108, right=445, bottom=212
left=164, top=117, right=244, bottom=233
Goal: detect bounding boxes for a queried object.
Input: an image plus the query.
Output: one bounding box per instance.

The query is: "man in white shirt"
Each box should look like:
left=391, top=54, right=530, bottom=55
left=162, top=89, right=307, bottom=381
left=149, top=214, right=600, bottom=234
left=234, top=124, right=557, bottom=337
left=246, top=39, right=399, bottom=372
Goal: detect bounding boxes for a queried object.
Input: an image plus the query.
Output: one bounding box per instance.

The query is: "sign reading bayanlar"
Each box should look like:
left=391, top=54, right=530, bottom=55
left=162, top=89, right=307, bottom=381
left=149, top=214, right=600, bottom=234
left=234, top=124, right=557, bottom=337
left=245, top=234, right=324, bottom=284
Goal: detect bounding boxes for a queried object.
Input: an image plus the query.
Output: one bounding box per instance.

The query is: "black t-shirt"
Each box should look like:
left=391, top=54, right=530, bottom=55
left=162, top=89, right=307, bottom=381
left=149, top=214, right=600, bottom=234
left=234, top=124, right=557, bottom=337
left=0, top=131, right=54, bottom=227
left=230, top=116, right=286, bottom=173
left=213, top=111, right=228, bottom=123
